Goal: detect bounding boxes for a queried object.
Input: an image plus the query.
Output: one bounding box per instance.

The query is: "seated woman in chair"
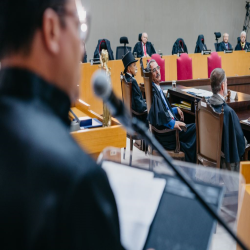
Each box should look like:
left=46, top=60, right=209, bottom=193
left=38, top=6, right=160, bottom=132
left=208, top=68, right=247, bottom=171
left=122, top=51, right=147, bottom=125
left=147, top=59, right=196, bottom=163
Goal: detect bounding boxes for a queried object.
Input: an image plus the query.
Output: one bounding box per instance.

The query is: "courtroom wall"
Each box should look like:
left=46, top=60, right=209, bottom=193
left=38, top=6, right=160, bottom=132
left=82, top=0, right=246, bottom=60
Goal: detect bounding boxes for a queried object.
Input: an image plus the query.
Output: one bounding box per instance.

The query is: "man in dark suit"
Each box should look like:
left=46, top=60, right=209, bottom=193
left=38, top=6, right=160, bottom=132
left=133, top=32, right=156, bottom=58
left=122, top=51, right=147, bottom=124
left=217, top=33, right=233, bottom=51
left=208, top=68, right=246, bottom=171
left=0, top=0, right=124, bottom=249
left=147, top=60, right=196, bottom=163
left=235, top=31, right=250, bottom=51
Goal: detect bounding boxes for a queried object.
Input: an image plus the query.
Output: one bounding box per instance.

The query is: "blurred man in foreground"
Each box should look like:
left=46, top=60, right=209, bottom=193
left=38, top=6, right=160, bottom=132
left=0, top=0, right=124, bottom=249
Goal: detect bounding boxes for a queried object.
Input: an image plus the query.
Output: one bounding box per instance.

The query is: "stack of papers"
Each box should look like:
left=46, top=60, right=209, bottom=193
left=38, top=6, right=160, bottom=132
left=182, top=88, right=213, bottom=98
left=241, top=119, right=250, bottom=125
left=102, top=162, right=166, bottom=250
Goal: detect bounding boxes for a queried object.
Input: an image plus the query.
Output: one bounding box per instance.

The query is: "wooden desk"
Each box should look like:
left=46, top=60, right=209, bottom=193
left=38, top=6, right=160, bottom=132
left=80, top=51, right=250, bottom=115
left=70, top=100, right=126, bottom=159
left=159, top=75, right=250, bottom=95
left=237, top=162, right=250, bottom=250
left=167, top=86, right=250, bottom=132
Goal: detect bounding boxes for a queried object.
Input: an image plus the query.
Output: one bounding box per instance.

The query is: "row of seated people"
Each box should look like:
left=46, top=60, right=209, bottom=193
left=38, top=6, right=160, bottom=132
left=86, top=31, right=249, bottom=62
left=122, top=51, right=247, bottom=171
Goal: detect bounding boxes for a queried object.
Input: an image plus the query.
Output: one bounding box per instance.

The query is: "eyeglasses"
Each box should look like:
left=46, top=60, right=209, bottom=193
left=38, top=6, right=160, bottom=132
left=52, top=0, right=90, bottom=42
left=151, top=65, right=160, bottom=73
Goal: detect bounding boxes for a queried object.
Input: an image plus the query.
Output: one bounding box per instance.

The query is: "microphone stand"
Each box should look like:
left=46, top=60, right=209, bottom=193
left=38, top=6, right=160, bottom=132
left=130, top=117, right=249, bottom=250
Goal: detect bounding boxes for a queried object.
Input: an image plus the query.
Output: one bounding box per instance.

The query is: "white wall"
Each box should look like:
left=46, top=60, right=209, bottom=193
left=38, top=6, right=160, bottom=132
left=82, top=0, right=247, bottom=60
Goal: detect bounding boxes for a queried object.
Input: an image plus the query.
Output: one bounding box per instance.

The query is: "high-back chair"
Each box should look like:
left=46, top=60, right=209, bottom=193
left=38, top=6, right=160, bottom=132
left=141, top=60, right=185, bottom=161
left=151, top=54, right=165, bottom=81
left=177, top=53, right=193, bottom=80
left=207, top=52, right=222, bottom=78
left=116, top=37, right=132, bottom=60
left=195, top=98, right=224, bottom=168
left=120, top=72, right=147, bottom=165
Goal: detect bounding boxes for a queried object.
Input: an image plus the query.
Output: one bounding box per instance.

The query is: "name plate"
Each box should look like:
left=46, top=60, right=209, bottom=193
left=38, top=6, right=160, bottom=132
left=246, top=48, right=250, bottom=52
left=201, top=50, right=211, bottom=55
left=224, top=49, right=233, bottom=53
left=201, top=101, right=207, bottom=108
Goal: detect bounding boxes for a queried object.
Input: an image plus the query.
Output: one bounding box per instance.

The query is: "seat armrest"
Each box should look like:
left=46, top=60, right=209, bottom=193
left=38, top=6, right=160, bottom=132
left=132, top=110, right=147, bottom=116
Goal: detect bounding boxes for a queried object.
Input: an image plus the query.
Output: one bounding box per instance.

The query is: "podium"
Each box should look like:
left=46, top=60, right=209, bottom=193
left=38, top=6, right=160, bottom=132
left=98, top=147, right=246, bottom=250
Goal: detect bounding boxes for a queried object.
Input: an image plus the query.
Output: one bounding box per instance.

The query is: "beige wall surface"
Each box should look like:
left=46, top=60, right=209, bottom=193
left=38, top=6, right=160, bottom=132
left=82, top=0, right=246, bottom=60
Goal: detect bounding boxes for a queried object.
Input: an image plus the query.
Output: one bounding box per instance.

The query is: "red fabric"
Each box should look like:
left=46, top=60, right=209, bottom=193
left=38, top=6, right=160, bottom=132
left=151, top=54, right=166, bottom=81
left=177, top=53, right=193, bottom=80
left=207, top=52, right=222, bottom=78
left=99, top=39, right=106, bottom=53
left=143, top=44, right=147, bottom=56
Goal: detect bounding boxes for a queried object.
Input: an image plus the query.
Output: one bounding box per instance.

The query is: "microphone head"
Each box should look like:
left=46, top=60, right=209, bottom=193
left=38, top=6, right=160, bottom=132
left=91, top=70, right=111, bottom=101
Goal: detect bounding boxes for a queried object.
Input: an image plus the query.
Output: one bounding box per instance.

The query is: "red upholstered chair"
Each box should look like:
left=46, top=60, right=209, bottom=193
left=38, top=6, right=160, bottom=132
left=207, top=52, right=222, bottom=78
left=177, top=53, right=193, bottom=80
left=151, top=54, right=165, bottom=81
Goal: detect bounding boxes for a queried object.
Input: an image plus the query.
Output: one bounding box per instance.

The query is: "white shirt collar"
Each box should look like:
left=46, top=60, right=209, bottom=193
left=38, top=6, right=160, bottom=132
left=154, top=82, right=161, bottom=91
left=218, top=93, right=225, bottom=101
left=126, top=72, right=132, bottom=77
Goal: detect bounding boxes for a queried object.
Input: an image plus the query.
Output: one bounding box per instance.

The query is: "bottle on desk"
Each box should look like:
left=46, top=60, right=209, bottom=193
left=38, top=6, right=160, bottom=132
left=172, top=80, right=176, bottom=90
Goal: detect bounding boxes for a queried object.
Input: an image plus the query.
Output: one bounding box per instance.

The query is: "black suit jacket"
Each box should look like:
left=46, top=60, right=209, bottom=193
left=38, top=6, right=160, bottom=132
left=217, top=42, right=233, bottom=51
left=235, top=42, right=250, bottom=51
left=0, top=68, right=124, bottom=250
left=132, top=41, right=156, bottom=58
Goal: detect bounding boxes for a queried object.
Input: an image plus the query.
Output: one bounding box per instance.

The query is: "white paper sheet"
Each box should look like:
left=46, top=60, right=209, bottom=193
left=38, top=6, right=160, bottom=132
left=102, top=162, right=166, bottom=250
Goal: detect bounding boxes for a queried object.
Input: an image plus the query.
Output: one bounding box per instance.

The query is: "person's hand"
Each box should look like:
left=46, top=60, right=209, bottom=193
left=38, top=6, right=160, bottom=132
left=177, top=107, right=184, bottom=121
left=174, top=121, right=186, bottom=131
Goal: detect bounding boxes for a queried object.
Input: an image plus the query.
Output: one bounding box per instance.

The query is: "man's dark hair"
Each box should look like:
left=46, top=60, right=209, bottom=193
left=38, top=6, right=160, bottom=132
left=0, top=0, right=66, bottom=59
left=210, top=68, right=226, bottom=94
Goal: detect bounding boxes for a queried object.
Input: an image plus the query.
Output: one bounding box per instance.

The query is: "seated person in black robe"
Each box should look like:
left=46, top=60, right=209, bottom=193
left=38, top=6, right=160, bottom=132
left=93, top=39, right=114, bottom=60
left=122, top=51, right=147, bottom=125
left=217, top=33, right=233, bottom=51
left=172, top=38, right=188, bottom=55
left=133, top=32, right=156, bottom=58
left=147, top=59, right=196, bottom=163
left=194, top=34, right=207, bottom=53
left=207, top=68, right=246, bottom=171
left=235, top=31, right=250, bottom=51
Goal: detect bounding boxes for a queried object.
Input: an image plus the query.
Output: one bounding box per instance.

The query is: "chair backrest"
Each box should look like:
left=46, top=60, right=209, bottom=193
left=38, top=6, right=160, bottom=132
left=116, top=46, right=132, bottom=60
left=195, top=97, right=224, bottom=168
left=207, top=52, right=222, bottom=78
left=120, top=73, right=132, bottom=116
left=151, top=54, right=165, bottom=81
left=143, top=72, right=153, bottom=115
left=177, top=53, right=193, bottom=80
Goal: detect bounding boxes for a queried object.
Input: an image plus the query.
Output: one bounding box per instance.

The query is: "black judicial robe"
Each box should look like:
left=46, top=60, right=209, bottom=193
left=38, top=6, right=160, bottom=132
left=208, top=94, right=245, bottom=163
left=194, top=34, right=207, bottom=53
left=0, top=68, right=124, bottom=250
left=125, top=73, right=147, bottom=125
left=148, top=84, right=196, bottom=163
left=93, top=39, right=114, bottom=60
left=172, top=38, right=188, bottom=55
left=132, top=41, right=156, bottom=58
left=217, top=42, right=233, bottom=51
left=235, top=42, right=250, bottom=51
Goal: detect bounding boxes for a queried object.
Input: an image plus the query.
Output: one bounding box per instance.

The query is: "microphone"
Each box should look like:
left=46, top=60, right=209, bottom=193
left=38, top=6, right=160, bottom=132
left=91, top=70, right=134, bottom=134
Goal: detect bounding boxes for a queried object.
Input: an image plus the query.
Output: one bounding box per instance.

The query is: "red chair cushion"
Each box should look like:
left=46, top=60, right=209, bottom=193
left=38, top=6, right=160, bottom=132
left=207, top=52, right=222, bottom=78
left=151, top=54, right=165, bottom=81
left=177, top=53, right=193, bottom=80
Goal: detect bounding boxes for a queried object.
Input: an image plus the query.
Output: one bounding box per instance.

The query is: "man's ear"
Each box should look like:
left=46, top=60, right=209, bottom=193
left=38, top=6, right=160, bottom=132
left=221, top=82, right=225, bottom=92
left=42, top=8, right=61, bottom=55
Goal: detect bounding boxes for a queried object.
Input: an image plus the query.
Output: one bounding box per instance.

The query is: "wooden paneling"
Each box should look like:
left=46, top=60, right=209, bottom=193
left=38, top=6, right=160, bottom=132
left=80, top=51, right=250, bottom=114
